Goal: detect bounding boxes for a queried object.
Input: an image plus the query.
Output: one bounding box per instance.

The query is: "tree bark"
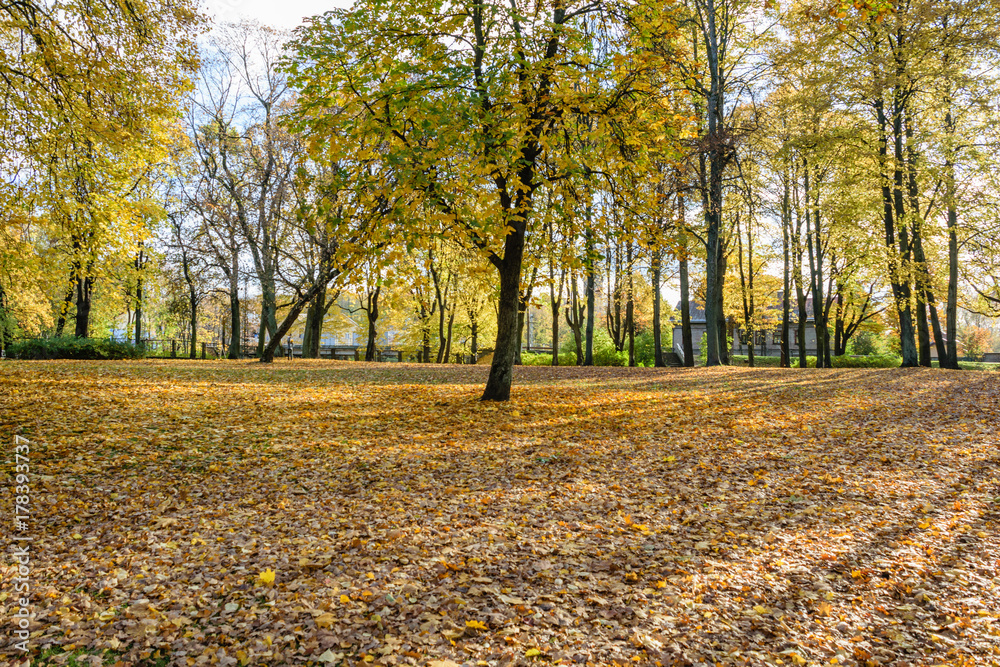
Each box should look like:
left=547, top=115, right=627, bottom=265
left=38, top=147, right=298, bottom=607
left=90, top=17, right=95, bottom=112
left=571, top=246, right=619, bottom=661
left=482, top=229, right=525, bottom=400
left=365, top=285, right=380, bottom=361
left=469, top=308, right=479, bottom=362
left=943, top=75, right=960, bottom=369
left=565, top=282, right=584, bottom=365
left=780, top=155, right=792, bottom=367
left=74, top=275, right=93, bottom=338
left=584, top=229, right=596, bottom=366
left=652, top=246, right=665, bottom=367
left=874, top=95, right=916, bottom=366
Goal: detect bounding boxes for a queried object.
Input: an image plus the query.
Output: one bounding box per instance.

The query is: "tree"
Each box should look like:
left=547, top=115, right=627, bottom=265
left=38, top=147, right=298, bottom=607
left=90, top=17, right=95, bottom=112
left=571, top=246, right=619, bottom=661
left=2, top=0, right=202, bottom=338
left=286, top=0, right=684, bottom=400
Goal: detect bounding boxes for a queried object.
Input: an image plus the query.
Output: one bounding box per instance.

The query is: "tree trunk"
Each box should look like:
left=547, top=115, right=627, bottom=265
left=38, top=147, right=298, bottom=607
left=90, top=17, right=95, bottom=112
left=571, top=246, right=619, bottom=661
left=565, top=283, right=584, bottom=365
left=652, top=247, right=665, bottom=367
left=943, top=79, right=960, bottom=369
left=482, top=233, right=525, bottom=400
left=437, top=302, right=449, bottom=364
left=228, top=289, right=241, bottom=360
left=716, top=244, right=729, bottom=365
left=584, top=230, right=596, bottom=367
left=626, top=239, right=635, bottom=367
left=55, top=279, right=74, bottom=337
left=74, top=275, right=93, bottom=338
left=189, top=289, right=198, bottom=359
left=736, top=213, right=753, bottom=368
left=678, top=196, right=694, bottom=367
left=443, top=302, right=455, bottom=363
left=365, top=286, right=380, bottom=362
left=780, top=158, right=791, bottom=367
left=134, top=248, right=144, bottom=345
left=550, top=297, right=561, bottom=366
left=882, top=88, right=919, bottom=367
left=469, top=308, right=479, bottom=362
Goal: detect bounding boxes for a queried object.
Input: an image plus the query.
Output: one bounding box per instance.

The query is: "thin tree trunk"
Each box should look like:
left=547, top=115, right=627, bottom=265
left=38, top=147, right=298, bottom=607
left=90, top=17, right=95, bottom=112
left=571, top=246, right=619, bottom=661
left=626, top=239, right=635, bottom=367
left=736, top=213, right=753, bottom=367
left=584, top=230, right=596, bottom=366
left=780, top=156, right=792, bottom=367
left=883, top=86, right=919, bottom=366
left=652, top=246, right=665, bottom=367
left=365, top=286, right=380, bottom=362
left=469, top=308, right=479, bottom=362
left=443, top=302, right=455, bottom=363
left=74, top=275, right=93, bottom=338
left=943, top=75, right=960, bottom=369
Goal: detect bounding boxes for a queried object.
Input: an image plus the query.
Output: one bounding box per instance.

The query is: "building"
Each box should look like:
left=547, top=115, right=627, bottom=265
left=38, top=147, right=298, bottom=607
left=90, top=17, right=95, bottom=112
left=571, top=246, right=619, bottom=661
left=671, top=298, right=821, bottom=363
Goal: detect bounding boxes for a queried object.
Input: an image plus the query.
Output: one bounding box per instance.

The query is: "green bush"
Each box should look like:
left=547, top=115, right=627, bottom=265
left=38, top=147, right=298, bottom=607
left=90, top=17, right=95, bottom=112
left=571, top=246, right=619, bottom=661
left=849, top=331, right=884, bottom=356
left=594, top=345, right=627, bottom=366
left=831, top=354, right=901, bottom=368
left=521, top=351, right=579, bottom=366
left=633, top=330, right=656, bottom=366
left=7, top=336, right=145, bottom=360
left=553, top=327, right=628, bottom=366
left=792, top=355, right=817, bottom=368
left=558, top=351, right=577, bottom=366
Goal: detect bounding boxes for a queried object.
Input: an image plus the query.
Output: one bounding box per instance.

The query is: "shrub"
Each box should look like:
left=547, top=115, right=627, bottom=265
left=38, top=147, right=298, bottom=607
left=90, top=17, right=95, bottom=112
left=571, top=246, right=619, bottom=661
left=792, top=355, right=816, bottom=368
left=831, top=354, right=901, bottom=368
left=594, top=345, right=627, bottom=366
left=849, top=331, right=883, bottom=356
left=633, top=329, right=657, bottom=366
left=7, top=336, right=145, bottom=360
left=520, top=351, right=579, bottom=366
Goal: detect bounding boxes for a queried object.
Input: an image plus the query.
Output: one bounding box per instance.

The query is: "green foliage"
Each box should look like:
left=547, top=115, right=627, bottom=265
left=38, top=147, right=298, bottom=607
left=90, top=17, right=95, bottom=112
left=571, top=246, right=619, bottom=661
left=848, top=331, right=884, bottom=356
left=7, top=337, right=145, bottom=360
left=592, top=328, right=627, bottom=366
left=792, top=356, right=816, bottom=368
left=633, top=329, right=656, bottom=366
left=831, top=354, right=902, bottom=368
left=521, top=351, right=578, bottom=366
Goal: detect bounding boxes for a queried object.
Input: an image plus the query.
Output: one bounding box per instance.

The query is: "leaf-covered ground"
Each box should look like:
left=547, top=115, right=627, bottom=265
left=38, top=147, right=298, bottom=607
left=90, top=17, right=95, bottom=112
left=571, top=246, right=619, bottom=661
left=2, top=361, right=1000, bottom=667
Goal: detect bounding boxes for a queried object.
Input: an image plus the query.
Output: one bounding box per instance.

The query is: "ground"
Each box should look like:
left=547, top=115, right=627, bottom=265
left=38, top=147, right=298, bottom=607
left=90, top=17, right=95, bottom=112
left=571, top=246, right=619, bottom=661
left=1, top=361, right=1000, bottom=667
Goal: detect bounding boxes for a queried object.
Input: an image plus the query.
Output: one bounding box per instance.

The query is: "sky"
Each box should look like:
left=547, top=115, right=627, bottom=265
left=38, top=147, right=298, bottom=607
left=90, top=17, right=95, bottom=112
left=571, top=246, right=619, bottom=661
left=201, top=0, right=351, bottom=30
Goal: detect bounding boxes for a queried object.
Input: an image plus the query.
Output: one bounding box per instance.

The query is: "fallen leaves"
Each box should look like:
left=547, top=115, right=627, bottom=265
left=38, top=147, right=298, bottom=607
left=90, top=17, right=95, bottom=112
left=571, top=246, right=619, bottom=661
left=1, top=360, right=999, bottom=666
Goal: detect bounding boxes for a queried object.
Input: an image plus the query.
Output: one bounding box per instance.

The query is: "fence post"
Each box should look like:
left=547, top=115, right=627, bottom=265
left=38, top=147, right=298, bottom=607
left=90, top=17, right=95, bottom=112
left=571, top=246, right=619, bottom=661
left=171, top=340, right=177, bottom=358
left=201, top=342, right=206, bottom=359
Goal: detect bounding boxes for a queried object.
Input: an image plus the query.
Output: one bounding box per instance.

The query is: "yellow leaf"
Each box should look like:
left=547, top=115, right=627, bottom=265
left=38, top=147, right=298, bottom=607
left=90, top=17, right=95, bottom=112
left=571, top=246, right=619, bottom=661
left=315, top=613, right=336, bottom=629
left=525, top=648, right=542, bottom=658
left=258, top=569, right=276, bottom=586
left=665, top=455, right=676, bottom=463
left=918, top=519, right=932, bottom=529
left=754, top=605, right=769, bottom=614
left=466, top=620, right=488, bottom=630
left=340, top=594, right=350, bottom=604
